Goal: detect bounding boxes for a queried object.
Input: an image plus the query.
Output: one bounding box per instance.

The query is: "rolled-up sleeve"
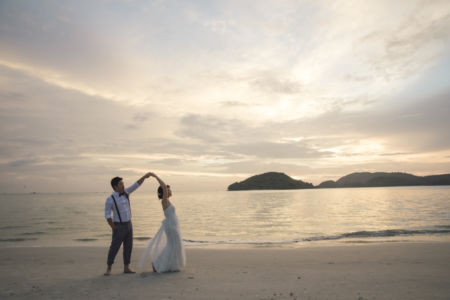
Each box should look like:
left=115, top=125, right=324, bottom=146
left=125, top=182, right=140, bottom=194
left=105, top=196, right=113, bottom=219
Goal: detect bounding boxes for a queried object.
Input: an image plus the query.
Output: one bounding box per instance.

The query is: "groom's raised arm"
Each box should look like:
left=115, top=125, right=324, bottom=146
left=126, top=172, right=153, bottom=194
left=137, top=172, right=152, bottom=185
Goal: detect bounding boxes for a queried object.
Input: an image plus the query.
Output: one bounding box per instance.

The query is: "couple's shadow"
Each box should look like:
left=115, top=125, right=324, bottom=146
left=139, top=270, right=182, bottom=278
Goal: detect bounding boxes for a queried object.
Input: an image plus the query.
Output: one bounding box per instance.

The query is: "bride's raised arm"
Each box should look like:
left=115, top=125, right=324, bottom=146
left=149, top=172, right=171, bottom=209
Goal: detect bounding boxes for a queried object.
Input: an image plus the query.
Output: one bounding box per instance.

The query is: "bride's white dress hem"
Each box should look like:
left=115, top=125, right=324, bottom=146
left=140, top=204, right=186, bottom=273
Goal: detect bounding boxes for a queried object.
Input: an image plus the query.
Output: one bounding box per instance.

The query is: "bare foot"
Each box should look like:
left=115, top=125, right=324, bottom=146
left=104, top=269, right=112, bottom=276
left=124, top=268, right=136, bottom=274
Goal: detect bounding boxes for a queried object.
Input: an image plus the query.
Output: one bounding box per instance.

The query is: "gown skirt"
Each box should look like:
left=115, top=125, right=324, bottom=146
left=140, top=204, right=186, bottom=273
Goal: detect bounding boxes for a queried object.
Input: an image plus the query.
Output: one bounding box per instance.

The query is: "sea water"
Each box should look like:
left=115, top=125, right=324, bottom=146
left=0, top=186, right=449, bottom=248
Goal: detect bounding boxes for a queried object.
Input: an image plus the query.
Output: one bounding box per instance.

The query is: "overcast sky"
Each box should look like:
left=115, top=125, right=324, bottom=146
left=1, top=0, right=449, bottom=193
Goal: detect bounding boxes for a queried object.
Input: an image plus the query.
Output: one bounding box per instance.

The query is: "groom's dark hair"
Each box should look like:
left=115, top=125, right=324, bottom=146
left=111, top=176, right=123, bottom=189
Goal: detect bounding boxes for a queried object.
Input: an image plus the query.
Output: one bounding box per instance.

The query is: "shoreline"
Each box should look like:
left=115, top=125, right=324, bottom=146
left=1, top=242, right=449, bottom=299
left=2, top=234, right=450, bottom=250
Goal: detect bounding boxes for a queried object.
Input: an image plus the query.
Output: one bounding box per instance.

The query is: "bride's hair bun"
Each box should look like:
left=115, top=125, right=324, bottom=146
left=157, top=186, right=163, bottom=199
left=157, top=185, right=170, bottom=199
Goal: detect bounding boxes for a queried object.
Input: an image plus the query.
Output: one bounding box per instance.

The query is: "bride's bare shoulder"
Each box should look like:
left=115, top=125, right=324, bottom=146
left=163, top=202, right=172, bottom=211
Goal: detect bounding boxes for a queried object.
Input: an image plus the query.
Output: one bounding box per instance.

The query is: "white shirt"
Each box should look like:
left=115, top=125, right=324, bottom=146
left=105, top=182, right=140, bottom=222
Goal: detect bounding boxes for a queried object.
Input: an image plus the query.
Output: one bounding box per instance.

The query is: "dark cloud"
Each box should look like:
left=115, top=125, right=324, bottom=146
left=133, top=112, right=151, bottom=123
left=378, top=152, right=411, bottom=157
left=267, top=89, right=450, bottom=154
left=0, top=91, right=27, bottom=103
left=7, top=158, right=41, bottom=168
left=175, top=88, right=450, bottom=164
left=124, top=112, right=154, bottom=130
left=219, top=101, right=249, bottom=107
left=250, top=74, right=303, bottom=95
left=355, top=5, right=450, bottom=80
left=150, top=158, right=185, bottom=166
left=221, top=159, right=312, bottom=176
left=0, top=1, right=134, bottom=84
left=0, top=66, right=167, bottom=191
left=343, top=74, right=373, bottom=82
left=225, top=141, right=330, bottom=159
left=360, top=92, right=450, bottom=152
left=124, top=124, right=138, bottom=130
left=177, top=114, right=246, bottom=143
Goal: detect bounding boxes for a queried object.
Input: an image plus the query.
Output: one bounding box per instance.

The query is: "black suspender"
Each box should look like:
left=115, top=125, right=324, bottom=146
left=111, top=193, right=130, bottom=223
left=124, top=193, right=131, bottom=217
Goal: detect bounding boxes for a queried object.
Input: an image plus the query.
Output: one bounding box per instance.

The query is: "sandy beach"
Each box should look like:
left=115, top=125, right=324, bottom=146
left=1, top=242, right=449, bottom=299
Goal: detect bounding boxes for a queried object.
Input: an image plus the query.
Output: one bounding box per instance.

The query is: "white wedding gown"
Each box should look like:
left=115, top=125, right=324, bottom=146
left=140, top=204, right=186, bottom=273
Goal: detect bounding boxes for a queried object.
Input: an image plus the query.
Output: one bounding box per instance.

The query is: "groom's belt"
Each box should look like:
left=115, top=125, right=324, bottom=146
left=114, top=221, right=131, bottom=225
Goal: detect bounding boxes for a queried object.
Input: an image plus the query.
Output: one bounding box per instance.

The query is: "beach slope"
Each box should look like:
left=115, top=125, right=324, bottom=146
left=1, top=242, right=449, bottom=299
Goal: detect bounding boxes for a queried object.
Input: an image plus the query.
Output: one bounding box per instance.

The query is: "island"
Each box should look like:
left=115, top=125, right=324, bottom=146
left=317, top=172, right=450, bottom=188
left=227, top=171, right=450, bottom=191
left=227, top=172, right=314, bottom=191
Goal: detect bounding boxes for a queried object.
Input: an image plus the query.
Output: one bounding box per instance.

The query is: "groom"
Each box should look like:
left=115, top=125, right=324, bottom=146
left=104, top=172, right=152, bottom=276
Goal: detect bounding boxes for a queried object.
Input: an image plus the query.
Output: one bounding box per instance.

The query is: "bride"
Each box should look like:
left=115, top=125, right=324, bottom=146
left=140, top=172, right=186, bottom=273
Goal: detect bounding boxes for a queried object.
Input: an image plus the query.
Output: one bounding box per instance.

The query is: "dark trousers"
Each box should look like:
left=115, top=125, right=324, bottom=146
left=107, top=222, right=133, bottom=266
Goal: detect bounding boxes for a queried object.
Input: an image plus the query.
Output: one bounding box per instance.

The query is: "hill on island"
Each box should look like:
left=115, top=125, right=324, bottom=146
left=227, top=171, right=450, bottom=191
left=227, top=172, right=314, bottom=191
left=316, top=172, right=450, bottom=188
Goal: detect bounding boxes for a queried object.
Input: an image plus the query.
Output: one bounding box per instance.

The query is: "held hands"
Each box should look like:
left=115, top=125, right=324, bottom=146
left=138, top=172, right=154, bottom=185
left=138, top=172, right=159, bottom=186
left=144, top=172, right=165, bottom=187
left=145, top=172, right=156, bottom=178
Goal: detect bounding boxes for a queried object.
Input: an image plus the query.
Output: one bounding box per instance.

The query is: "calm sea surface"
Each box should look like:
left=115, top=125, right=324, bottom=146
left=1, top=186, right=449, bottom=248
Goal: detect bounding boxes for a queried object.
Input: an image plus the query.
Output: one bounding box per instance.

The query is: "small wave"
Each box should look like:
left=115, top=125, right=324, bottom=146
left=134, top=237, right=151, bottom=241
left=183, top=239, right=212, bottom=244
left=183, top=239, right=303, bottom=245
left=434, top=225, right=450, bottom=229
left=46, top=227, right=66, bottom=231
left=0, top=238, right=38, bottom=242
left=342, top=228, right=450, bottom=238
left=182, top=227, right=450, bottom=246
left=97, top=234, right=112, bottom=237
left=0, top=225, right=28, bottom=230
left=21, top=232, right=45, bottom=236
left=73, top=238, right=98, bottom=242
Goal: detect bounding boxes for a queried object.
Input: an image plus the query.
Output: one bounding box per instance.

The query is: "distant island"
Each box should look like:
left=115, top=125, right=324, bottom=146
left=317, top=172, right=450, bottom=188
left=227, top=171, right=450, bottom=191
left=227, top=172, right=314, bottom=191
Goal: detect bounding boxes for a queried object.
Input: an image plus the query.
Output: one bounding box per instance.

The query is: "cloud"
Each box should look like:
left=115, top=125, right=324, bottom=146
left=249, top=73, right=303, bottom=95
left=0, top=0, right=449, bottom=192
left=219, top=101, right=250, bottom=108
left=132, top=112, right=151, bottom=123
left=125, top=112, right=154, bottom=130
left=353, top=1, right=450, bottom=80
left=225, top=141, right=329, bottom=159
left=277, top=89, right=450, bottom=156
left=150, top=158, right=185, bottom=167
left=6, top=158, right=41, bottom=168
left=177, top=114, right=247, bottom=143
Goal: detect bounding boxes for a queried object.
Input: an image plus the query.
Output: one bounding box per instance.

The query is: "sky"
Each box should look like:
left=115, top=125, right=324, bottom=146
left=0, top=0, right=449, bottom=193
